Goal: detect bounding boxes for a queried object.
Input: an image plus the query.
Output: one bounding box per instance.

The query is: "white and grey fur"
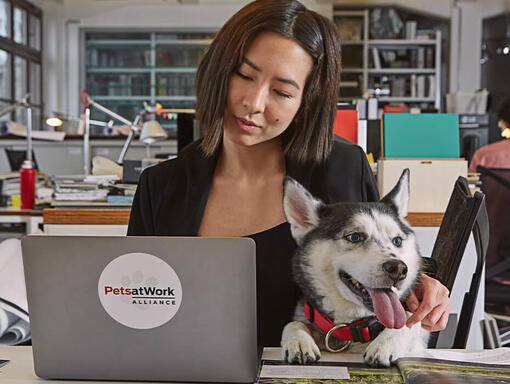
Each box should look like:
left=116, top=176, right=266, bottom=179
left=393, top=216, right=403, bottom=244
left=281, top=169, right=429, bottom=367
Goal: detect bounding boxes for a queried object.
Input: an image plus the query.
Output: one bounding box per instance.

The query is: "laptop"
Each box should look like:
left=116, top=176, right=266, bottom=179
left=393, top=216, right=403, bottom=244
left=21, top=236, right=258, bottom=382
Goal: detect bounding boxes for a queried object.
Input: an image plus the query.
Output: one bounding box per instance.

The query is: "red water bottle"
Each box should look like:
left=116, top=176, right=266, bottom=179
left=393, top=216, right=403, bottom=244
left=20, top=159, right=36, bottom=210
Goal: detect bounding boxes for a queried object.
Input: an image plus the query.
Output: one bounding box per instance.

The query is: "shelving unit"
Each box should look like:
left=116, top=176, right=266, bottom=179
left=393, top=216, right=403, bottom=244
left=334, top=10, right=442, bottom=111
left=82, top=32, right=214, bottom=133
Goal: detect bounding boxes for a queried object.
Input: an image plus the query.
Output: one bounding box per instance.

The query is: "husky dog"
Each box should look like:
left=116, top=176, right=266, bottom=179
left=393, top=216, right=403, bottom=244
left=281, top=169, right=429, bottom=367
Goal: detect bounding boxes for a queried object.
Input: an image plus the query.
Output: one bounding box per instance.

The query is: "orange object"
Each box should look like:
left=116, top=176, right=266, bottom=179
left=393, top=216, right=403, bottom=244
left=333, top=108, right=358, bottom=143
left=383, top=105, right=409, bottom=114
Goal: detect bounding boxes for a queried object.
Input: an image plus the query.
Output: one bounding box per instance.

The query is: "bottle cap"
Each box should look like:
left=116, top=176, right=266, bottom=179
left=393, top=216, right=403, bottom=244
left=21, top=159, right=35, bottom=169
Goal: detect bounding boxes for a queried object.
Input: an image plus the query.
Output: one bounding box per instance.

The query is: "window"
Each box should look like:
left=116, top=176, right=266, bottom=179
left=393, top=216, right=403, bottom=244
left=0, top=0, right=42, bottom=130
left=0, top=0, right=10, bottom=38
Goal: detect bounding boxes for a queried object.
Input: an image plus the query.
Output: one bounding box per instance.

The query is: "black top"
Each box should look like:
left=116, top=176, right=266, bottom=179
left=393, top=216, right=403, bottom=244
left=127, top=139, right=379, bottom=346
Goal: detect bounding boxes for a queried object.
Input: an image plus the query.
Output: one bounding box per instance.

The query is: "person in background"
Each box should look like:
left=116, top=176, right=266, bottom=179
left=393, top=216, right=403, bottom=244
left=128, top=0, right=449, bottom=347
left=469, top=95, right=510, bottom=172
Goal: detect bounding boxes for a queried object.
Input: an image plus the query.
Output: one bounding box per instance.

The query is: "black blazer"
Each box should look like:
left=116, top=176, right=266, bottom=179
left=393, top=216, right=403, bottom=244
left=127, top=139, right=380, bottom=236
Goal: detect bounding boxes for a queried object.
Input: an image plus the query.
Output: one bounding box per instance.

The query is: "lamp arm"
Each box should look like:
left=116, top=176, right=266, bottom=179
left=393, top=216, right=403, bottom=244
left=87, top=97, right=140, bottom=133
left=117, top=130, right=136, bottom=165
left=0, top=94, right=31, bottom=118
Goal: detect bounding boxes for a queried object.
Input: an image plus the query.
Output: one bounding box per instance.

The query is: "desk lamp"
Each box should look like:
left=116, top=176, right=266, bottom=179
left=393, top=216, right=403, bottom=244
left=81, top=90, right=168, bottom=170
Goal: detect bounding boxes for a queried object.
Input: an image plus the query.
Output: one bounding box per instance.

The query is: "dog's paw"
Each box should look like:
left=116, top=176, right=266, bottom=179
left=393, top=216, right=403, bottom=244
left=281, top=322, right=321, bottom=364
left=363, top=338, right=401, bottom=367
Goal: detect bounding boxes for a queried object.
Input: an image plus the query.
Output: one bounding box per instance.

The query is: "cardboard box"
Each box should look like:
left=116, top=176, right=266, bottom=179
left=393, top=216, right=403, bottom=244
left=377, top=158, right=468, bottom=213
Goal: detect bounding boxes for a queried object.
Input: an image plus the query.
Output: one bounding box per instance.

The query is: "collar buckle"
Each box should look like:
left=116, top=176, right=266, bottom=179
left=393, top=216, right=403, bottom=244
left=325, top=323, right=351, bottom=352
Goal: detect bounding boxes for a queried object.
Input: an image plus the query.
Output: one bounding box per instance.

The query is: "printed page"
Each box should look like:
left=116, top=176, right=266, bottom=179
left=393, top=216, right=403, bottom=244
left=424, top=348, right=510, bottom=365
left=397, top=355, right=510, bottom=384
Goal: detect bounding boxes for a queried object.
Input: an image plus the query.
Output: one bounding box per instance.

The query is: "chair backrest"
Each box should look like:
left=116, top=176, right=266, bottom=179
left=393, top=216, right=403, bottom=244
left=427, top=176, right=488, bottom=348
left=478, top=166, right=510, bottom=275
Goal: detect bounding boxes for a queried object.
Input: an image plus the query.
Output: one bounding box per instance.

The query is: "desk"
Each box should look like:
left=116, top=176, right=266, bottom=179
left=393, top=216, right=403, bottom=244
left=41, top=209, right=445, bottom=236
left=3, top=346, right=507, bottom=383
left=0, top=208, right=43, bottom=234
left=0, top=346, right=365, bottom=383
left=43, top=208, right=129, bottom=236
left=0, top=346, right=177, bottom=383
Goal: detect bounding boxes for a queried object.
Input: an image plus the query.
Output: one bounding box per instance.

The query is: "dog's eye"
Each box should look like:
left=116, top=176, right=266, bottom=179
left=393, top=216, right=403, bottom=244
left=392, top=236, right=403, bottom=247
left=345, top=232, right=366, bottom=243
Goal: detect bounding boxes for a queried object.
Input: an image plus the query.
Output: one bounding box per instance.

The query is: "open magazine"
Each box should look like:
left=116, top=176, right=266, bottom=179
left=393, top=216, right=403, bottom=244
left=258, top=348, right=510, bottom=384
left=0, top=239, right=30, bottom=345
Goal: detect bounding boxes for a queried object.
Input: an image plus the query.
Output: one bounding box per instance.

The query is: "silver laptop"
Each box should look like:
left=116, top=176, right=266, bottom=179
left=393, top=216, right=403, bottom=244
left=21, top=236, right=257, bottom=383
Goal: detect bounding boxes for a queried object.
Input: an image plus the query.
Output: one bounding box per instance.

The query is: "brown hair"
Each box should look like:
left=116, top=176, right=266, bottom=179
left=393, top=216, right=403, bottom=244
left=195, top=0, right=342, bottom=163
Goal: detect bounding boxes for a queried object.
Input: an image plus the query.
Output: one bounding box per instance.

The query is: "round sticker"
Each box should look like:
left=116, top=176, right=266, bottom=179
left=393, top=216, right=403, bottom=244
left=98, top=253, right=182, bottom=329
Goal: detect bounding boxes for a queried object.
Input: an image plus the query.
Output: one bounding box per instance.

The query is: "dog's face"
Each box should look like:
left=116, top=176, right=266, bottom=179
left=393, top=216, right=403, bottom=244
left=283, top=169, right=422, bottom=330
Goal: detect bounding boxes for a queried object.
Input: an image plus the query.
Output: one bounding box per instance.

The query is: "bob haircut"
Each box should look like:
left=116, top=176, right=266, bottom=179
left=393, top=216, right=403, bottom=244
left=195, top=0, right=342, bottom=164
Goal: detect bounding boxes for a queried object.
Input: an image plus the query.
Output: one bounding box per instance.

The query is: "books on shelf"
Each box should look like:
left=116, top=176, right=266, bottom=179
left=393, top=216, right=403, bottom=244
left=371, top=47, right=381, bottom=69
left=405, top=21, right=417, bottom=40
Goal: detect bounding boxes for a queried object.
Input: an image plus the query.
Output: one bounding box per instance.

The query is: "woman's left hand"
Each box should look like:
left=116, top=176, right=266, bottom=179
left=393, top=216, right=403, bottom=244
left=405, top=274, right=450, bottom=331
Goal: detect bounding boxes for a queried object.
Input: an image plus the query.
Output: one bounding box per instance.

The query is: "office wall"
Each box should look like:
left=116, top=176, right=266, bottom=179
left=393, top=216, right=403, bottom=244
left=33, top=0, right=332, bottom=119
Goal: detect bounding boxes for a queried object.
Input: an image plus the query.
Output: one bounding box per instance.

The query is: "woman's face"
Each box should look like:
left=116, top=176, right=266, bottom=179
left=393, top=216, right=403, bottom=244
left=223, top=31, right=313, bottom=149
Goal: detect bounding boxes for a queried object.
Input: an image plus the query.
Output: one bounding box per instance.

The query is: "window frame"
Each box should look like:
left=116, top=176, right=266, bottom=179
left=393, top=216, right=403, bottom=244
left=0, top=0, right=42, bottom=129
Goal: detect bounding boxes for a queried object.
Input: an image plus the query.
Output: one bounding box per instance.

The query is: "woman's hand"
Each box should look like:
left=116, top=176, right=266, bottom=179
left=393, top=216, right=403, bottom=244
left=406, top=274, right=450, bottom=331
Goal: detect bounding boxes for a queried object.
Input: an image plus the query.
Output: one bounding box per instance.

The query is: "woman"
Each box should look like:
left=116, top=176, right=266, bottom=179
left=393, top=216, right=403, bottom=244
left=128, top=0, right=449, bottom=347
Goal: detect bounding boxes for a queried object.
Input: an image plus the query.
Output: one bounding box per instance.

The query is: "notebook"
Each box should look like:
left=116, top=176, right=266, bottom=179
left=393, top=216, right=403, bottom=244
left=21, top=235, right=257, bottom=382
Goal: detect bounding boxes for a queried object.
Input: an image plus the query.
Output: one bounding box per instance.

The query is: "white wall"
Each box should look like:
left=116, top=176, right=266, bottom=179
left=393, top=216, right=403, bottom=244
left=33, top=0, right=333, bottom=119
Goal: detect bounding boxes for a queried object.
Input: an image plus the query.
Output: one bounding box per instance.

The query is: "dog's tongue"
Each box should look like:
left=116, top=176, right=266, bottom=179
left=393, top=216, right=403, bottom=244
left=366, top=287, right=406, bottom=329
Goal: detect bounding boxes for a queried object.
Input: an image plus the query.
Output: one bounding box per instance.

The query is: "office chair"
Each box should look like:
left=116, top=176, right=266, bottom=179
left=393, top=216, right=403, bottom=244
left=478, top=166, right=510, bottom=347
left=426, top=176, right=488, bottom=349
left=4, top=149, right=39, bottom=171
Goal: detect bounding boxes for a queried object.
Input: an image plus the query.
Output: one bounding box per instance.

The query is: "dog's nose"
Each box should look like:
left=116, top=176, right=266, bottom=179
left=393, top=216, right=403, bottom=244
left=382, top=260, right=408, bottom=282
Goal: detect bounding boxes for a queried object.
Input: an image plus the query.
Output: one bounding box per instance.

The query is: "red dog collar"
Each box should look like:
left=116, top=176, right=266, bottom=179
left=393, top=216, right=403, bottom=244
left=304, top=302, right=384, bottom=343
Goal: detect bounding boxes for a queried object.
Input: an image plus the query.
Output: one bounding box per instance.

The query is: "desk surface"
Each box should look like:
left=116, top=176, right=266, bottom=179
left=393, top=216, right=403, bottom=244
left=0, top=346, right=364, bottom=383
left=0, top=207, right=43, bottom=216
left=42, top=209, right=445, bottom=227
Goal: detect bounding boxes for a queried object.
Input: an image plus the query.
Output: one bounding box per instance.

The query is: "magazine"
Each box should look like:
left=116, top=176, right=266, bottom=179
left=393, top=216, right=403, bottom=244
left=258, top=348, right=510, bottom=384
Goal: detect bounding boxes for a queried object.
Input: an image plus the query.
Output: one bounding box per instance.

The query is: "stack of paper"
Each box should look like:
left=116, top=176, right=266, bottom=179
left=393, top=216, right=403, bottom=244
left=53, top=175, right=110, bottom=201
left=0, top=238, right=30, bottom=345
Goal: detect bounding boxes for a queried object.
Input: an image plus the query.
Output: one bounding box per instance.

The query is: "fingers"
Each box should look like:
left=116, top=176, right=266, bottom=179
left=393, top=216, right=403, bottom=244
left=421, top=304, right=445, bottom=328
left=406, top=298, right=434, bottom=328
left=422, top=311, right=449, bottom=332
left=405, top=291, right=419, bottom=312
left=406, top=274, right=450, bottom=330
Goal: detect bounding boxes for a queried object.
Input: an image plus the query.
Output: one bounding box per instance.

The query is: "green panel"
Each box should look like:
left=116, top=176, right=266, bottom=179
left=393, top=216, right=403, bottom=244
left=383, top=113, right=459, bottom=158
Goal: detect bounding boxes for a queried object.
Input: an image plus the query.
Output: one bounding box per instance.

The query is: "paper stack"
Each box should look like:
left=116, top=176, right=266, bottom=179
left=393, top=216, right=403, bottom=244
left=0, top=238, right=30, bottom=345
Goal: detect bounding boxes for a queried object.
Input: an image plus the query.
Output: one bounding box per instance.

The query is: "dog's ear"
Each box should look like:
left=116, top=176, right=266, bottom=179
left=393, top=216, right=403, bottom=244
left=381, top=168, right=410, bottom=219
left=283, top=177, right=323, bottom=244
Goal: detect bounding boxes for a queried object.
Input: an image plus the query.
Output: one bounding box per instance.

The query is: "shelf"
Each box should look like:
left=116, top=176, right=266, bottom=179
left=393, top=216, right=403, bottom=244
left=368, top=68, right=436, bottom=74
left=86, top=39, right=151, bottom=46
left=369, top=39, right=437, bottom=45
left=377, top=97, right=435, bottom=102
left=340, top=81, right=359, bottom=87
left=342, top=68, right=364, bottom=73
left=86, top=39, right=211, bottom=46
left=92, top=96, right=197, bottom=101
left=87, top=67, right=197, bottom=74
left=154, top=39, right=212, bottom=45
left=342, top=40, right=365, bottom=45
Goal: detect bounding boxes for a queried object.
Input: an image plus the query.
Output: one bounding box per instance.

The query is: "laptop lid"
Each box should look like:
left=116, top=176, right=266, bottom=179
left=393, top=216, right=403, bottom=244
left=21, top=236, right=257, bottom=383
